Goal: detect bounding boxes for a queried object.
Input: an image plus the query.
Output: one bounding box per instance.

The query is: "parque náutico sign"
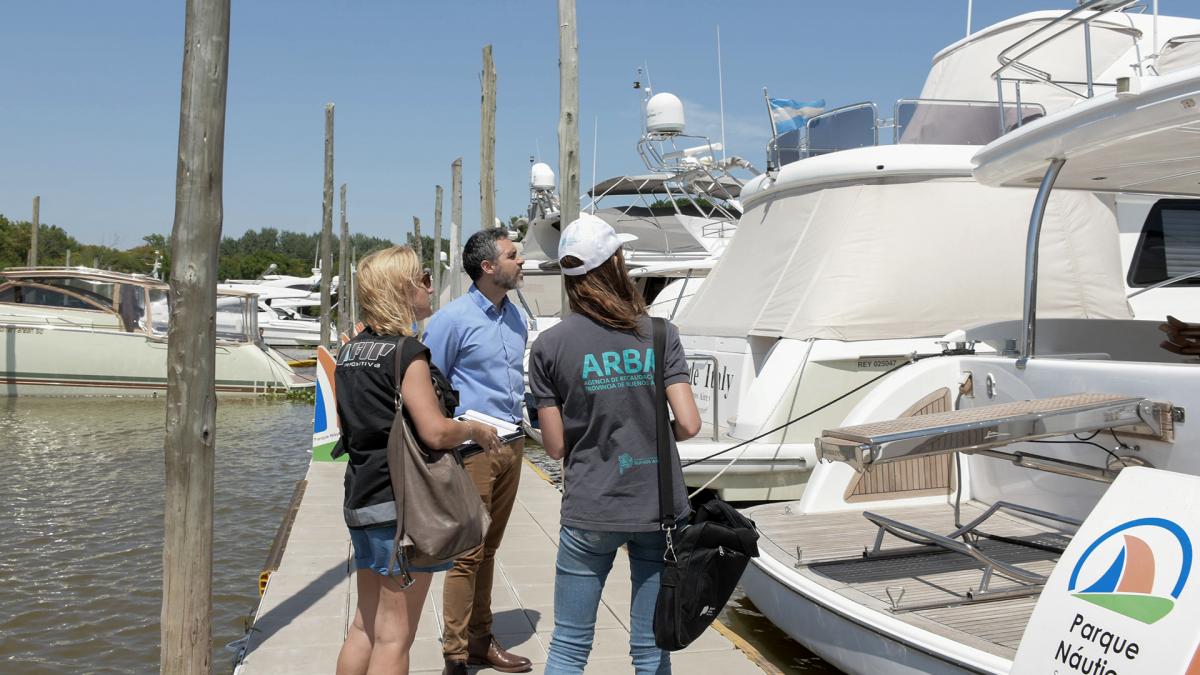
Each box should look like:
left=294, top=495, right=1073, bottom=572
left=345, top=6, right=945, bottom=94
left=1012, top=467, right=1200, bottom=674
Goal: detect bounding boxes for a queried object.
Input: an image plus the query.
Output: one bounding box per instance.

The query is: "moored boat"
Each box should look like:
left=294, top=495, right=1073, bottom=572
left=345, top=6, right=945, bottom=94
left=0, top=267, right=309, bottom=395
left=742, top=4, right=1200, bottom=671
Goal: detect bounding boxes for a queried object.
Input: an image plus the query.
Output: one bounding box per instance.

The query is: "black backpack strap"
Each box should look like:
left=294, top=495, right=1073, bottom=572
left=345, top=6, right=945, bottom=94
left=652, top=317, right=675, bottom=532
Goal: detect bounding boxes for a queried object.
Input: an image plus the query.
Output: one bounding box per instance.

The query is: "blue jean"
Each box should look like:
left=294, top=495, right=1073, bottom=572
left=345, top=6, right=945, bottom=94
left=545, top=526, right=671, bottom=675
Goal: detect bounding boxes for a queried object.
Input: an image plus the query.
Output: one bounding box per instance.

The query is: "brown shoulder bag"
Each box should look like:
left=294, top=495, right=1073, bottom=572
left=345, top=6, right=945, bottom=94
left=387, top=336, right=490, bottom=583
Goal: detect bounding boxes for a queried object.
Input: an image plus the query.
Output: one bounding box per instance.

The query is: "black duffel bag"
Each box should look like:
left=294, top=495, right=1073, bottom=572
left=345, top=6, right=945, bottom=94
left=648, top=318, right=759, bottom=651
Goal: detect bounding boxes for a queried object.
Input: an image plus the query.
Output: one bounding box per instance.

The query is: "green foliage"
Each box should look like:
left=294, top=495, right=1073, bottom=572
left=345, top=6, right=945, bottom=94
left=0, top=215, right=455, bottom=282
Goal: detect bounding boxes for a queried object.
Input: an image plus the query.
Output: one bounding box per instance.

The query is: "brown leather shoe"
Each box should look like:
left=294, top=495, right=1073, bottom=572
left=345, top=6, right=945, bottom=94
left=468, top=635, right=532, bottom=673
left=442, top=657, right=469, bottom=675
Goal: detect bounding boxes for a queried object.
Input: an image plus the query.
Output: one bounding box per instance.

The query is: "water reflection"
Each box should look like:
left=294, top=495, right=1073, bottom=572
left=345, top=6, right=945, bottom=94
left=0, top=397, right=311, bottom=672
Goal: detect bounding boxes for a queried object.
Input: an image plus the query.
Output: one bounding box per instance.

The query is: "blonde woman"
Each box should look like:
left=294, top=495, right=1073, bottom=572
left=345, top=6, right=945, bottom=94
left=334, top=245, right=502, bottom=675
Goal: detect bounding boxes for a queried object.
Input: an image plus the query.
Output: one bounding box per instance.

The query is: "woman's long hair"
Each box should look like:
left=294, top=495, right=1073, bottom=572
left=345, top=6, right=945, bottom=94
left=562, top=249, right=646, bottom=331
left=356, top=245, right=421, bottom=336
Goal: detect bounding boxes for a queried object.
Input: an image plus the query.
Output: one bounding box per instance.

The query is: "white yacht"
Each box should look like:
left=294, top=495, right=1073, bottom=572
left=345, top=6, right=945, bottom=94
left=671, top=6, right=1200, bottom=501
left=0, top=267, right=308, bottom=395
left=741, top=4, right=1200, bottom=672
left=219, top=283, right=324, bottom=347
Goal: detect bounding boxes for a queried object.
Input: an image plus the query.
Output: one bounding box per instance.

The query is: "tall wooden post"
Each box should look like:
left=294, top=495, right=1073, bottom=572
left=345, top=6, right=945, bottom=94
left=558, top=0, right=580, bottom=316
left=161, top=0, right=229, bottom=672
left=338, top=183, right=349, bottom=339
left=65, top=249, right=72, bottom=267
left=27, top=196, right=39, bottom=267
left=412, top=216, right=423, bottom=267
left=432, top=184, right=444, bottom=310
left=350, top=245, right=358, bottom=325
left=450, top=157, right=464, bottom=297
left=480, top=45, right=497, bottom=230
left=320, top=103, right=335, bottom=347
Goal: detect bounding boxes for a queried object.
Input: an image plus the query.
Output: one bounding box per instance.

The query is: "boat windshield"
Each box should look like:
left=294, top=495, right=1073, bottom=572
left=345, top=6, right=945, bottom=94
left=767, top=98, right=1045, bottom=166
left=216, top=295, right=255, bottom=343
left=38, top=276, right=117, bottom=308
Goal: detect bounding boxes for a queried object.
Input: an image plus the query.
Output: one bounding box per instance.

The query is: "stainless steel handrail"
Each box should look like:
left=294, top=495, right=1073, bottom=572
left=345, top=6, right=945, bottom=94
left=992, top=0, right=1143, bottom=118
left=1017, top=158, right=1066, bottom=368
left=686, top=353, right=722, bottom=441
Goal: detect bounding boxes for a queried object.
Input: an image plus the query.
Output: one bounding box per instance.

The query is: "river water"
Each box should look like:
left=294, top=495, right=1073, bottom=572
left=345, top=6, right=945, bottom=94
left=0, top=397, right=839, bottom=674
left=0, top=397, right=312, bottom=674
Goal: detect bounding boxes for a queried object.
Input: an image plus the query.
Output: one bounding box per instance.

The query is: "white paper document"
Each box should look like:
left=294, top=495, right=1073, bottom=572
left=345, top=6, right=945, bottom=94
left=455, top=409, right=524, bottom=451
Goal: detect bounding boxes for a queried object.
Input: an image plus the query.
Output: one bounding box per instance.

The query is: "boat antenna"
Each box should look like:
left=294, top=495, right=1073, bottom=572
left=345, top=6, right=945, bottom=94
left=965, top=0, right=973, bottom=37
left=716, top=24, right=727, bottom=162
left=535, top=139, right=542, bottom=163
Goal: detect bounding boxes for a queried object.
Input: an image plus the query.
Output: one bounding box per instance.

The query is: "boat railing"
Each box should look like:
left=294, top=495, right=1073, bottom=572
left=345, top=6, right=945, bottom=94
left=634, top=132, right=745, bottom=227
left=991, top=0, right=1145, bottom=134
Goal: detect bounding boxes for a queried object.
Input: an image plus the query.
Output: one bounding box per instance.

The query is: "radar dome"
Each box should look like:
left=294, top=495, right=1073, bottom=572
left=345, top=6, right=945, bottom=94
left=645, top=93, right=685, bottom=134
left=530, top=162, right=556, bottom=190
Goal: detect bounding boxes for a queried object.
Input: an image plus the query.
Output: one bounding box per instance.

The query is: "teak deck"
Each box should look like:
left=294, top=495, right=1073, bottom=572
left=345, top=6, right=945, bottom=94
left=750, top=500, right=1070, bottom=659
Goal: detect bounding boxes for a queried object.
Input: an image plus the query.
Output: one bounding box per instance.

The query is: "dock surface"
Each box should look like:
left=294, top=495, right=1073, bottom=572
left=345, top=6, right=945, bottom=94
left=237, top=459, right=770, bottom=674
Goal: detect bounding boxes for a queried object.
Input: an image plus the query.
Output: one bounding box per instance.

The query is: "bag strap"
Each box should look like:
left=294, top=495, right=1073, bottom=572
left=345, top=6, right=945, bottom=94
left=651, top=317, right=675, bottom=531
left=389, top=335, right=415, bottom=587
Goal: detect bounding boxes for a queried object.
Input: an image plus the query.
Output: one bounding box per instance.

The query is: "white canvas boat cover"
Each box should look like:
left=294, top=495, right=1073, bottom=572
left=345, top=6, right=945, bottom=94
left=675, top=179, right=1130, bottom=341
left=1158, top=38, right=1200, bottom=75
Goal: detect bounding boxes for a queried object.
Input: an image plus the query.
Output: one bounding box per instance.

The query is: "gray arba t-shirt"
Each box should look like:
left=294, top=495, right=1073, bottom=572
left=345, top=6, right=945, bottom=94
left=529, top=313, right=691, bottom=532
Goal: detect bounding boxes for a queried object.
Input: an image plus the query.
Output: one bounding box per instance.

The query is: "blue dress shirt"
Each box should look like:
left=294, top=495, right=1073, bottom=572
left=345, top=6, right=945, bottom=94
left=422, top=284, right=528, bottom=423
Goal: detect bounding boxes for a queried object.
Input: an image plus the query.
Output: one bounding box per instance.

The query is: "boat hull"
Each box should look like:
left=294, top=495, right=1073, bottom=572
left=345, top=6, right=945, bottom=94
left=740, top=558, right=1000, bottom=675
left=0, top=323, right=299, bottom=396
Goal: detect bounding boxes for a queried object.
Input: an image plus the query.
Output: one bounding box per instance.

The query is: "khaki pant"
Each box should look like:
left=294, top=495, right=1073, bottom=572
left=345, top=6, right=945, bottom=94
left=442, top=438, right=523, bottom=657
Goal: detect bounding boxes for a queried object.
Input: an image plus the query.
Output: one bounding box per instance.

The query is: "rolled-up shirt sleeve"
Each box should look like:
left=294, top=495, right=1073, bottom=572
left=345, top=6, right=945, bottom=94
left=664, top=321, right=689, bottom=387
left=528, top=336, right=560, bottom=408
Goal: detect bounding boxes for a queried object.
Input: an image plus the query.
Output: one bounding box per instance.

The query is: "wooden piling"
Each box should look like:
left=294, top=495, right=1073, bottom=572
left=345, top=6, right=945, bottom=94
left=558, top=0, right=580, bottom=316
left=450, top=157, right=464, bottom=297
left=412, top=216, right=423, bottom=268
left=161, top=0, right=229, bottom=672
left=432, top=184, right=444, bottom=310
left=65, top=249, right=71, bottom=267
left=320, top=103, right=334, bottom=347
left=338, top=183, right=349, bottom=339
left=27, top=196, right=39, bottom=267
left=480, top=45, right=497, bottom=230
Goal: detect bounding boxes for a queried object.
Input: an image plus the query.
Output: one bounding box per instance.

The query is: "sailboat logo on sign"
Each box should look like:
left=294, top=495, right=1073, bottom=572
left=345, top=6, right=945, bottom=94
left=1067, top=518, right=1193, bottom=625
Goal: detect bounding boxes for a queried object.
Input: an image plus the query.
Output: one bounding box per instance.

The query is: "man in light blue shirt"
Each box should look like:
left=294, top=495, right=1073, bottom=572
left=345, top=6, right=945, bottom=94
left=424, top=228, right=532, bottom=674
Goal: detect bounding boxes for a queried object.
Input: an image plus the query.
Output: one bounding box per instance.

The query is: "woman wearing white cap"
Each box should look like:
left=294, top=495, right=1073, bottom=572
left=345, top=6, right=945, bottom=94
left=528, top=214, right=702, bottom=674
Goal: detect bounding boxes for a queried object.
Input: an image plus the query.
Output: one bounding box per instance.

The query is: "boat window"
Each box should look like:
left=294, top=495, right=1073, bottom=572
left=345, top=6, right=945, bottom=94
left=216, top=295, right=252, bottom=342
left=146, top=289, right=169, bottom=336
left=39, top=277, right=117, bottom=309
left=0, top=282, right=105, bottom=311
left=895, top=100, right=1045, bottom=146
left=1129, top=200, right=1200, bottom=287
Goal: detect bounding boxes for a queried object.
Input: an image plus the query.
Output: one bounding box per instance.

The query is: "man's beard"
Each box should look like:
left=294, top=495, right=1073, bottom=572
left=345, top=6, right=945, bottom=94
left=495, top=268, right=523, bottom=290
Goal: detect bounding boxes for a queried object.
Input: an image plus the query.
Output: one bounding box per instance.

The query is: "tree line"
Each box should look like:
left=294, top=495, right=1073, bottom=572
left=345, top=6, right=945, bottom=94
left=0, top=213, right=457, bottom=282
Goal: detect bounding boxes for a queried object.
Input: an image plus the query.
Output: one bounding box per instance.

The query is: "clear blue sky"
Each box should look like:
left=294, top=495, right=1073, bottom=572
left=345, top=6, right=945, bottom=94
left=3, top=1, right=1198, bottom=250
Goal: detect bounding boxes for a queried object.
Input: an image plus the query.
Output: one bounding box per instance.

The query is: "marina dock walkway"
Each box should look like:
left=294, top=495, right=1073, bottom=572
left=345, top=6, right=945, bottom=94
left=236, top=458, right=770, bottom=674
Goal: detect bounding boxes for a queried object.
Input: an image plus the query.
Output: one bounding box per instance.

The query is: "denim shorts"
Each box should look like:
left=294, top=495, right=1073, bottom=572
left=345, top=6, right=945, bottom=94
left=349, top=524, right=453, bottom=576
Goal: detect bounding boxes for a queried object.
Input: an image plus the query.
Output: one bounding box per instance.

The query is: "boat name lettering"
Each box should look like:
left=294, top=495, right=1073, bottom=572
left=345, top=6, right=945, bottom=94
left=0, top=326, right=44, bottom=335
left=688, top=361, right=733, bottom=400
left=856, top=358, right=898, bottom=370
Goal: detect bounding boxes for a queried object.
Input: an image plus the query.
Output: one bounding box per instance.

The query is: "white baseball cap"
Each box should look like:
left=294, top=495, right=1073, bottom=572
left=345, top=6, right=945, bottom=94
left=557, top=214, right=637, bottom=276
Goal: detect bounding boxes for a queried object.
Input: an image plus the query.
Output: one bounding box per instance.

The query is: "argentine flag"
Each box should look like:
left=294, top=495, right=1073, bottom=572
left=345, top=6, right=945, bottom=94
left=769, top=98, right=826, bottom=134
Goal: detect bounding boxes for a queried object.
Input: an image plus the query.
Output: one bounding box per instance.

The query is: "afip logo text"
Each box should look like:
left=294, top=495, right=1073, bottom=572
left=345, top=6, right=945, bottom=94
left=1067, top=517, right=1192, bottom=625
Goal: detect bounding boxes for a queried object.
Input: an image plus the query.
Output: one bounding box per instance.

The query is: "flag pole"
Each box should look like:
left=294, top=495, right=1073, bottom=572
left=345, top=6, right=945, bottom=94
left=763, top=87, right=778, bottom=170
